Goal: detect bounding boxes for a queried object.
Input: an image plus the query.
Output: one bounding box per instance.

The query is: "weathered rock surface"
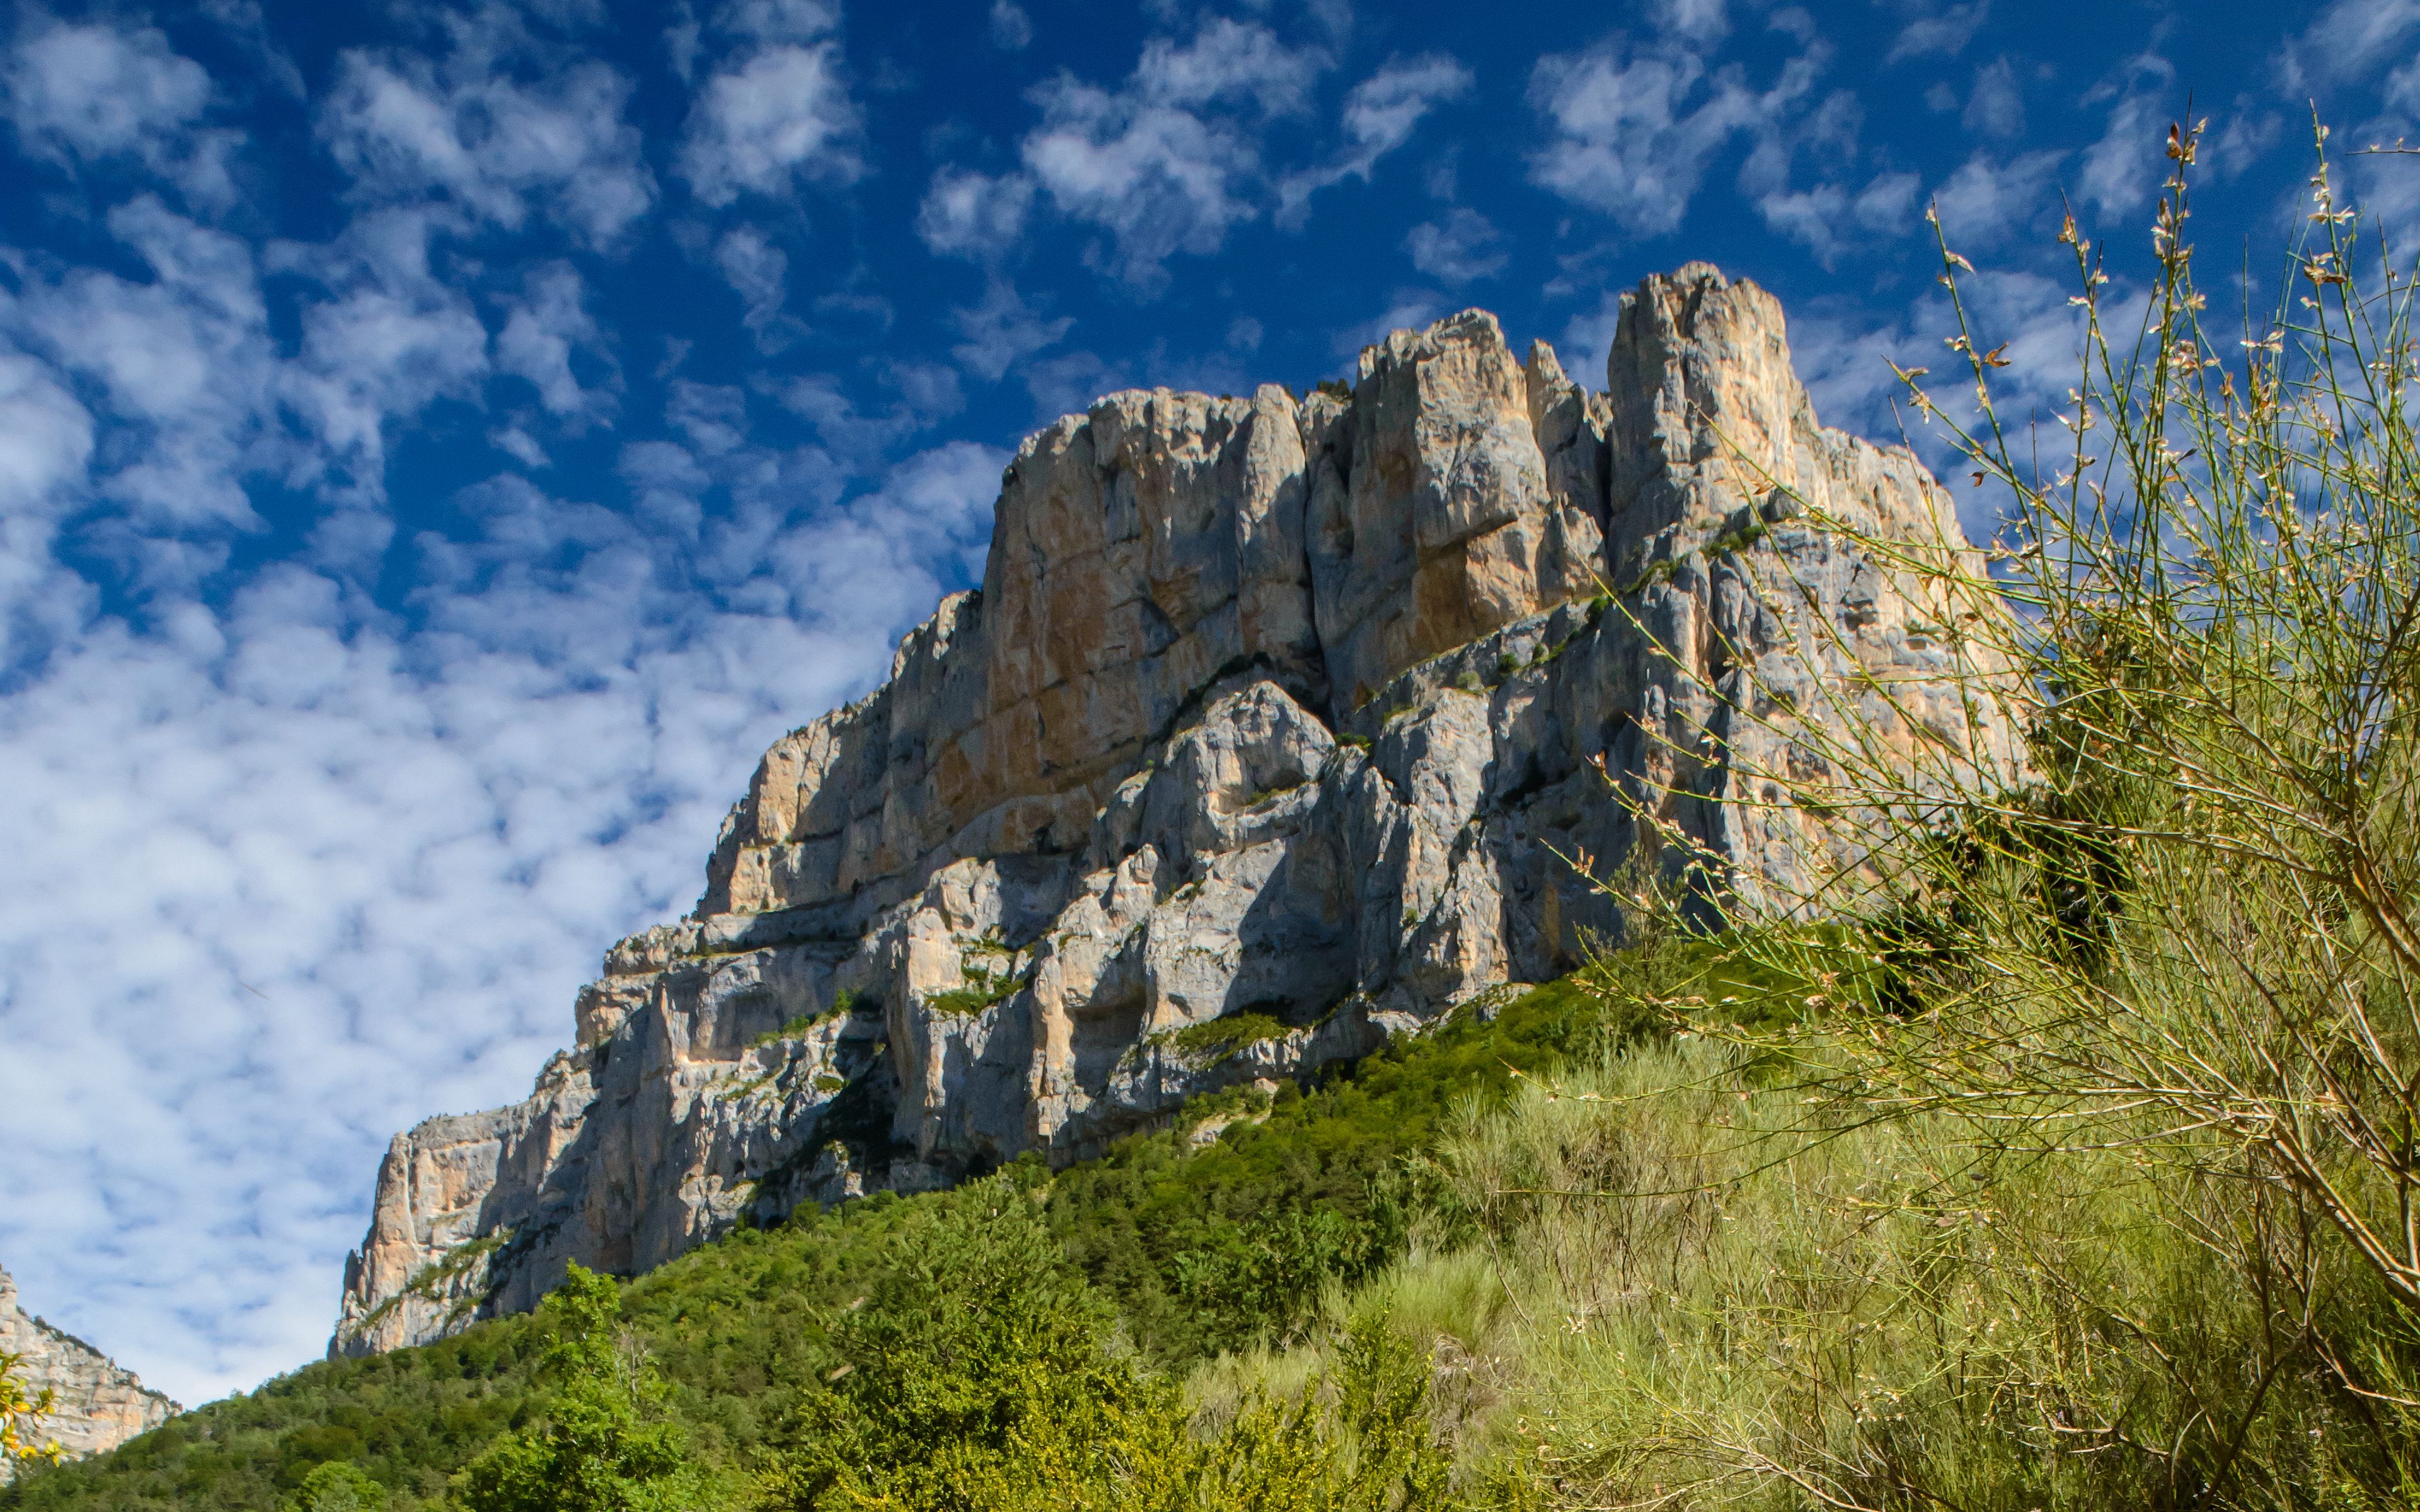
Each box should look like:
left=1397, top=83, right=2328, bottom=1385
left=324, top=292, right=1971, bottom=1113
left=333, top=265, right=2019, bottom=1356
left=0, top=1265, right=177, bottom=1479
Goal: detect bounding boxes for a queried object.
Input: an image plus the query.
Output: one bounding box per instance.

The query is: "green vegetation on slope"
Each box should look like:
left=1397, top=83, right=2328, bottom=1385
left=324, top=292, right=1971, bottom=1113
left=3, top=966, right=1656, bottom=1512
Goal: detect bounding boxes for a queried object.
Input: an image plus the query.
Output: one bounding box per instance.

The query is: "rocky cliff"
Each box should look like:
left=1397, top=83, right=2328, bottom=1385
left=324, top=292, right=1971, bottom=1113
left=0, top=1265, right=177, bottom=1479
left=332, top=265, right=2018, bottom=1356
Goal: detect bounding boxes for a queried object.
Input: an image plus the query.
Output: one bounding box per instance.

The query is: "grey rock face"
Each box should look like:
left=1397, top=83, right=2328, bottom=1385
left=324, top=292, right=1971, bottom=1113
left=0, top=1265, right=178, bottom=1479
left=332, top=266, right=2019, bottom=1356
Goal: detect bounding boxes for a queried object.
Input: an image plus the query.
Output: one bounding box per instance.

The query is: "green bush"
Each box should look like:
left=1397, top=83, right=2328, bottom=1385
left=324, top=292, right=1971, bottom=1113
left=1161, top=1011, right=1289, bottom=1063
left=453, top=1268, right=714, bottom=1512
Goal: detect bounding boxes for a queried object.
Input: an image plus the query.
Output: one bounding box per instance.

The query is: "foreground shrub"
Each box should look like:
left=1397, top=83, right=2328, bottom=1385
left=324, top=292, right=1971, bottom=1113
left=1569, top=121, right=2420, bottom=1507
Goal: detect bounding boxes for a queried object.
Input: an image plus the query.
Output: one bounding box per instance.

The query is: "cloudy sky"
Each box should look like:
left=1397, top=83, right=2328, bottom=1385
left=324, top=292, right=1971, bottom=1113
left=0, top=0, right=2404, bottom=1406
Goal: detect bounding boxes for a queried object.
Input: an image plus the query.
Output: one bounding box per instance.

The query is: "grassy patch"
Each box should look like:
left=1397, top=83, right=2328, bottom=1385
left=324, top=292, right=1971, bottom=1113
left=747, top=989, right=867, bottom=1048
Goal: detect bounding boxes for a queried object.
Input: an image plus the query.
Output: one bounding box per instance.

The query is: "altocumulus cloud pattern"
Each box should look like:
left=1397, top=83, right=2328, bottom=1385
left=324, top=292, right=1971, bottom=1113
left=0, top=0, right=2407, bottom=1405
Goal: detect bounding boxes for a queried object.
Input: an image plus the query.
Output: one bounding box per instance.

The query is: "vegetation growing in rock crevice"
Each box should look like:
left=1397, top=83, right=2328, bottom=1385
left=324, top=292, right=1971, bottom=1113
left=747, top=989, right=867, bottom=1049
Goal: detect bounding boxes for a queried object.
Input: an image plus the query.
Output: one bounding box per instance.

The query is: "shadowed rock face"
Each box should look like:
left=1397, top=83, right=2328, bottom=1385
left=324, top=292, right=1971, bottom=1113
left=332, top=266, right=2020, bottom=1357
left=0, top=1266, right=177, bottom=1479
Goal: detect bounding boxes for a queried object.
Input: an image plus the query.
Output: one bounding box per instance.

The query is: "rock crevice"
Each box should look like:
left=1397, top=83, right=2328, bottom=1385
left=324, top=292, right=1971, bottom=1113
left=332, top=266, right=2017, bottom=1356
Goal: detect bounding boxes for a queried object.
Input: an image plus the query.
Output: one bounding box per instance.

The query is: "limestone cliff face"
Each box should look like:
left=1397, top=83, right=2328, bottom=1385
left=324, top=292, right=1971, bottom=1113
left=0, top=1266, right=177, bottom=1479
left=332, top=266, right=2018, bottom=1356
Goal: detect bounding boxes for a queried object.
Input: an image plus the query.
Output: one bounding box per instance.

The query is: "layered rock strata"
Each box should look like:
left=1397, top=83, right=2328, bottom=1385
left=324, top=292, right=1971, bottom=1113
left=0, top=1266, right=177, bottom=1479
left=333, top=265, right=2017, bottom=1356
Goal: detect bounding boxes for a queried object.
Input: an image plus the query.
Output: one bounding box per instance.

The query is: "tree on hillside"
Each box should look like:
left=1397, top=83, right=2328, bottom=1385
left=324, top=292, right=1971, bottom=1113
left=285, top=1460, right=386, bottom=1512
left=455, top=1266, right=709, bottom=1512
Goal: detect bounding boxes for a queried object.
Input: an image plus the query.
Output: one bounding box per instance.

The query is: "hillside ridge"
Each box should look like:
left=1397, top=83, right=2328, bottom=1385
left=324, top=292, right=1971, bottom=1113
left=332, top=261, right=2017, bottom=1356
left=0, top=1266, right=177, bottom=1480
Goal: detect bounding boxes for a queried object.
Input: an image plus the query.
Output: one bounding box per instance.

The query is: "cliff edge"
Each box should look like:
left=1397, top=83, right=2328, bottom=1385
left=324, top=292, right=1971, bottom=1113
left=332, top=265, right=2017, bottom=1356
left=0, top=1265, right=177, bottom=1479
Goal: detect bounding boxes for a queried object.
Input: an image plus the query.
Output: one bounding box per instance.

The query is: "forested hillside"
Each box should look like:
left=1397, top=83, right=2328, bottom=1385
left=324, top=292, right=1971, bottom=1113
left=3, top=970, right=1658, bottom=1511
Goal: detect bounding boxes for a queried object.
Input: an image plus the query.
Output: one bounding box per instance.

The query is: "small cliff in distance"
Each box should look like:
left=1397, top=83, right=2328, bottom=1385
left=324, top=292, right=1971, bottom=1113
left=332, top=263, right=2017, bottom=1357
left=0, top=1265, right=178, bottom=1480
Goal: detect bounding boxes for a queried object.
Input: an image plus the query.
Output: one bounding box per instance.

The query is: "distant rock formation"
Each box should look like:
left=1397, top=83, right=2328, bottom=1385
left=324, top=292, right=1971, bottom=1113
left=0, top=1265, right=177, bottom=1479
left=333, top=265, right=2019, bottom=1356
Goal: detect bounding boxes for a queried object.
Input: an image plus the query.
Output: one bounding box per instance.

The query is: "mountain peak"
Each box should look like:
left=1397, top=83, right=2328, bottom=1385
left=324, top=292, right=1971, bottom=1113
left=331, top=266, right=2017, bottom=1356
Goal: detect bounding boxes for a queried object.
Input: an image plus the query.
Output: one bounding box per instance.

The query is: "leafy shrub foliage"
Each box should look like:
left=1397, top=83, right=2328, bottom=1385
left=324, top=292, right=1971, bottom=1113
left=453, top=1267, right=713, bottom=1512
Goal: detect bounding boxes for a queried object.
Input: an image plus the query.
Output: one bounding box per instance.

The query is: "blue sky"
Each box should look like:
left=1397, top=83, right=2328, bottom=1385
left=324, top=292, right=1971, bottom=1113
left=0, top=0, right=2401, bottom=1405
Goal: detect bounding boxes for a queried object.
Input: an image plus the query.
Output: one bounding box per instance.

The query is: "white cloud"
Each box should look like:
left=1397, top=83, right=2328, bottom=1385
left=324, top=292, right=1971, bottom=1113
left=0, top=351, right=96, bottom=667
left=3, top=19, right=238, bottom=208
left=318, top=37, right=654, bottom=245
left=948, top=279, right=1072, bottom=382
left=1022, top=93, right=1249, bottom=288
left=712, top=226, right=798, bottom=350
left=1758, top=171, right=1918, bottom=268
left=493, top=262, right=614, bottom=420
left=1527, top=37, right=1785, bottom=234
left=1017, top=18, right=1339, bottom=289
left=884, top=360, right=964, bottom=421
left=1021, top=348, right=1132, bottom=422
left=2285, top=0, right=2420, bottom=89
left=1964, top=57, right=2024, bottom=137
left=11, top=197, right=275, bottom=540
left=990, top=0, right=1032, bottom=50
left=1020, top=53, right=1276, bottom=286
left=1654, top=0, right=1731, bottom=47
left=1332, top=290, right=1443, bottom=362
left=1559, top=290, right=1627, bottom=394
left=1276, top=53, right=1472, bottom=225
left=679, top=42, right=860, bottom=207
left=778, top=375, right=930, bottom=462
left=666, top=379, right=750, bottom=456
left=0, top=352, right=93, bottom=518
left=272, top=208, right=493, bottom=501
left=2078, top=77, right=2170, bottom=217
left=1132, top=16, right=1327, bottom=116
left=917, top=168, right=1034, bottom=260
left=1932, top=147, right=2063, bottom=243
left=1405, top=207, right=1505, bottom=283
left=928, top=26, right=1459, bottom=286
left=715, top=0, right=841, bottom=43
left=490, top=425, right=550, bottom=469
left=1882, top=0, right=1988, bottom=64
left=1787, top=267, right=2097, bottom=511
left=1339, top=54, right=1472, bottom=158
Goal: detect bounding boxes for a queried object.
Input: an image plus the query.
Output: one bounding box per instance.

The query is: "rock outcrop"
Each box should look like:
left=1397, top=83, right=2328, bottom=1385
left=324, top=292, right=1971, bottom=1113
left=333, top=265, right=2019, bottom=1356
left=0, top=1265, right=177, bottom=1479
